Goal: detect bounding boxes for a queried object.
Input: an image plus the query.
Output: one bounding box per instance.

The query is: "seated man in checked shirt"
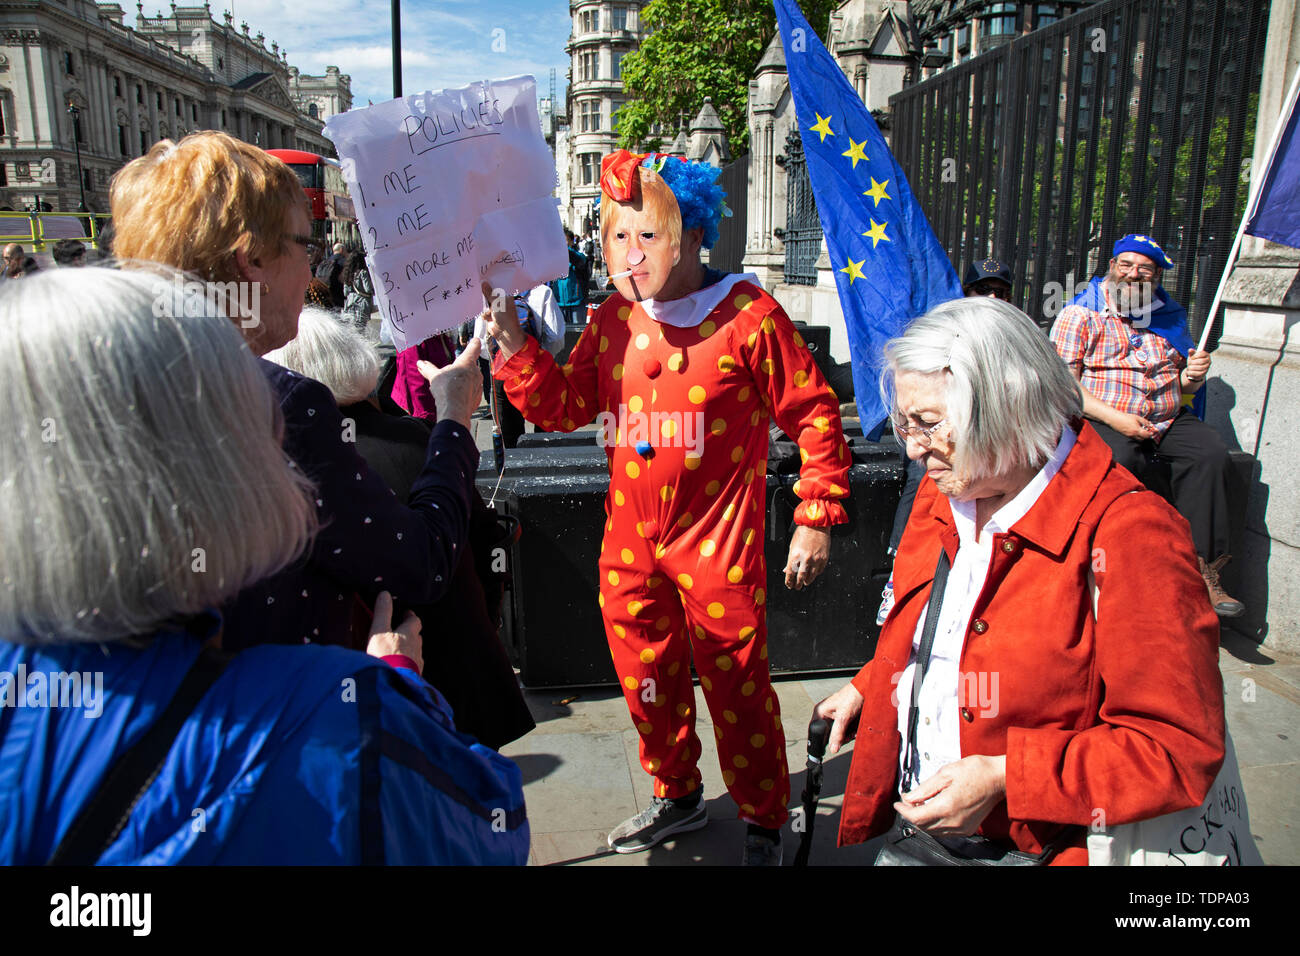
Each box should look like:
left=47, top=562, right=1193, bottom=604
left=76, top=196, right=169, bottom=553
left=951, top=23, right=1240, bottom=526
left=1050, top=234, right=1242, bottom=618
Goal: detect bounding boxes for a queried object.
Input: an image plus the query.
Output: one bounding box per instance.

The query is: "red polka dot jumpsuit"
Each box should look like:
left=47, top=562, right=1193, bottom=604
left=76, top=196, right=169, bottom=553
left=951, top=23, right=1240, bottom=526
left=495, top=280, right=850, bottom=828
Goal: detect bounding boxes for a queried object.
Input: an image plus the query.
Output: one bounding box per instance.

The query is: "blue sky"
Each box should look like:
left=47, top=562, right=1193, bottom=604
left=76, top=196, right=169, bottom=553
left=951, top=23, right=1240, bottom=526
left=140, top=1, right=571, bottom=107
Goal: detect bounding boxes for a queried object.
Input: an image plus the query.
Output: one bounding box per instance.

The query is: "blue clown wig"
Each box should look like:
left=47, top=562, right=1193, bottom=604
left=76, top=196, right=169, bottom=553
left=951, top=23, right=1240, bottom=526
left=641, top=155, right=729, bottom=250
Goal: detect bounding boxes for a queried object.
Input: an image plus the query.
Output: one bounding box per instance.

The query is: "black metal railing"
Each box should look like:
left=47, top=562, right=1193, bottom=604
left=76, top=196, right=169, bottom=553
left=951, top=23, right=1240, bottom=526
left=889, top=0, right=1267, bottom=338
left=708, top=153, right=750, bottom=274
left=778, top=127, right=821, bottom=285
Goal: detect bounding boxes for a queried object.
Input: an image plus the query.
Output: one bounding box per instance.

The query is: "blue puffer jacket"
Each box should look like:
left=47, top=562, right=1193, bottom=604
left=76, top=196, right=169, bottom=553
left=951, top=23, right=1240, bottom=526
left=0, top=618, right=529, bottom=865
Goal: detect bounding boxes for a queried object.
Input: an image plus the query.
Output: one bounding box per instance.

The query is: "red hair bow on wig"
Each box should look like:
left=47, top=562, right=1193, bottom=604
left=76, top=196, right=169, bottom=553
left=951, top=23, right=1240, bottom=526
left=599, top=149, right=673, bottom=202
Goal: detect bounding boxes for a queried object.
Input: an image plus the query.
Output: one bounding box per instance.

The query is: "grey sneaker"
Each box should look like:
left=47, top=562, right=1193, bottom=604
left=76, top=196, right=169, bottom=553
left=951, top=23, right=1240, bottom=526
left=607, top=796, right=707, bottom=853
left=743, top=832, right=783, bottom=866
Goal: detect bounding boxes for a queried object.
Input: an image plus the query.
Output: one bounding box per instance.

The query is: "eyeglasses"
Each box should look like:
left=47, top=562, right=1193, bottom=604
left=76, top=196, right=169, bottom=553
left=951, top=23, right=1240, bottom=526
left=1114, top=259, right=1157, bottom=279
left=892, top=417, right=950, bottom=447
left=969, top=280, right=1011, bottom=301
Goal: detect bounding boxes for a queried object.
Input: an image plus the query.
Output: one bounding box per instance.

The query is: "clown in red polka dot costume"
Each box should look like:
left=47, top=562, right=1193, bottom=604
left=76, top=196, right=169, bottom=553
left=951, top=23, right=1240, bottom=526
left=483, top=150, right=850, bottom=863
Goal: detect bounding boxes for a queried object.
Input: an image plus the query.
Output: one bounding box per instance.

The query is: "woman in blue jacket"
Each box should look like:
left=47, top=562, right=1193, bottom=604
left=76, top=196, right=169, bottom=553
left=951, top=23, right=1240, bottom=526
left=0, top=267, right=528, bottom=865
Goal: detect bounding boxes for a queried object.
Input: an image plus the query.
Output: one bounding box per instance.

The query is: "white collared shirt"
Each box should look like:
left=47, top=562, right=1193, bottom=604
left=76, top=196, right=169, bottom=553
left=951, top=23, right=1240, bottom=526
left=894, top=425, right=1077, bottom=791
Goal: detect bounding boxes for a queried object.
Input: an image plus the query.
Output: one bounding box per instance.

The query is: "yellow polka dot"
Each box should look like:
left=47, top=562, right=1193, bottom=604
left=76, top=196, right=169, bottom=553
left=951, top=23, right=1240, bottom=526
left=792, top=479, right=803, bottom=496
left=659, top=485, right=674, bottom=501
left=749, top=410, right=761, bottom=428
left=684, top=453, right=703, bottom=471
left=806, top=502, right=820, bottom=520
left=750, top=733, right=766, bottom=748
left=743, top=468, right=754, bottom=484
left=677, top=572, right=694, bottom=590
left=688, top=385, right=707, bottom=404
left=707, top=602, right=725, bottom=618
left=635, top=332, right=650, bottom=350
left=694, top=624, right=705, bottom=640
left=733, top=294, right=753, bottom=310
left=793, top=369, right=810, bottom=388
left=743, top=528, right=756, bottom=546
left=800, top=448, right=810, bottom=463
left=761, top=315, right=776, bottom=334
left=542, top=420, right=554, bottom=429
left=733, top=755, right=749, bottom=769
left=635, top=521, right=646, bottom=538
left=638, top=721, right=654, bottom=734
left=562, top=363, right=574, bottom=377
left=760, top=644, right=768, bottom=660
left=646, top=576, right=662, bottom=588
left=623, top=676, right=638, bottom=690
left=700, top=674, right=713, bottom=691
left=628, top=395, right=643, bottom=413
left=655, top=616, right=670, bottom=632
left=761, top=358, right=775, bottom=374
left=599, top=336, right=609, bottom=353
left=722, top=502, right=736, bottom=521
left=747, top=331, right=758, bottom=349
left=620, top=548, right=634, bottom=565
left=764, top=696, right=773, bottom=713
left=614, top=489, right=625, bottom=506
left=612, top=363, right=624, bottom=381
left=814, top=416, right=830, bottom=433
left=710, top=418, right=727, bottom=436
left=739, top=625, right=756, bottom=642
left=562, top=417, right=575, bottom=430
left=723, top=770, right=735, bottom=786
left=793, top=330, right=805, bottom=348
left=668, top=661, right=681, bottom=676
left=780, top=793, right=789, bottom=807
left=661, top=418, right=678, bottom=439
left=527, top=393, right=540, bottom=407
left=714, top=725, right=724, bottom=740
left=759, top=779, right=774, bottom=792
left=829, top=483, right=846, bottom=497
left=774, top=715, right=782, bottom=731
left=723, top=709, right=738, bottom=724
left=598, top=592, right=605, bottom=607
left=741, top=680, right=756, bottom=696
left=655, top=543, right=668, bottom=559
left=718, top=355, right=736, bottom=373
left=607, top=570, right=620, bottom=586
left=727, top=565, right=743, bottom=584
left=715, top=654, right=733, bottom=670
left=738, top=386, right=751, bottom=401
left=640, top=648, right=656, bottom=663
left=699, top=320, right=716, bottom=338
left=706, top=480, right=721, bottom=495
left=625, top=461, right=640, bottom=479
left=667, top=353, right=684, bottom=371
left=615, top=428, right=622, bottom=444
left=618, top=306, right=631, bottom=320
left=647, top=758, right=661, bottom=772
left=676, top=703, right=691, bottom=718
left=627, top=599, right=643, bottom=616
left=613, top=624, right=626, bottom=638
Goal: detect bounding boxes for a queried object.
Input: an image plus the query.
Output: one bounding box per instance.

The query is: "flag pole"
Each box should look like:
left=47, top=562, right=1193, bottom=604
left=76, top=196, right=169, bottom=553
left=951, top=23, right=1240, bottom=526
left=1196, top=63, right=1300, bottom=354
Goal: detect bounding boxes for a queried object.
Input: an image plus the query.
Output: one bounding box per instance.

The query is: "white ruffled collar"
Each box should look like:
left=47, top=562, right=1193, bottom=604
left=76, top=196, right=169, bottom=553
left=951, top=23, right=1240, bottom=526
left=639, top=273, right=760, bottom=328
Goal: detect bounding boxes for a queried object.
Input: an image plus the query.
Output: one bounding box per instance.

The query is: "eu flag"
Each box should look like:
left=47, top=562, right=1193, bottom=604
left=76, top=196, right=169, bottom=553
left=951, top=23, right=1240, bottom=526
left=773, top=0, right=962, bottom=434
left=1245, top=72, right=1300, bottom=249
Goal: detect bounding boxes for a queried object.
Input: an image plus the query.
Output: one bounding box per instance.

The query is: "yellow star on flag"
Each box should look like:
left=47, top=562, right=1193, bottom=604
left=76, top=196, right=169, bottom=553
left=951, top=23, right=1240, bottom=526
left=862, top=219, right=891, bottom=248
left=809, top=113, right=834, bottom=142
left=839, top=257, right=866, bottom=284
left=863, top=177, right=892, bottom=207
left=841, top=138, right=868, bottom=169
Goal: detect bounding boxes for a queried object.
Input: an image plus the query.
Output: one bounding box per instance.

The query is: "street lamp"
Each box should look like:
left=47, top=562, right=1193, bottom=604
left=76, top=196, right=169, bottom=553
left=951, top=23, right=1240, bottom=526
left=66, top=101, right=89, bottom=213
left=392, top=1, right=402, bottom=98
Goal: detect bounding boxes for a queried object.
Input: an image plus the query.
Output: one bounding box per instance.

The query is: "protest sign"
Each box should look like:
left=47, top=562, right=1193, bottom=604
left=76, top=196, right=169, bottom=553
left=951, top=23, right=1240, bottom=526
left=324, top=75, right=566, bottom=350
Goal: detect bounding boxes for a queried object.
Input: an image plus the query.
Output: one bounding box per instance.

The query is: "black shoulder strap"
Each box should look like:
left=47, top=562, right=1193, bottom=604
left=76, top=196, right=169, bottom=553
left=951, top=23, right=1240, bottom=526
left=902, top=548, right=951, bottom=793
left=47, top=645, right=230, bottom=865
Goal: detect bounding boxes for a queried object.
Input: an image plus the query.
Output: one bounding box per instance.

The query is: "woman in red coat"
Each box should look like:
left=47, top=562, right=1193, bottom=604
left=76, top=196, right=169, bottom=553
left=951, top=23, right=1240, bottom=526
left=814, top=296, right=1225, bottom=865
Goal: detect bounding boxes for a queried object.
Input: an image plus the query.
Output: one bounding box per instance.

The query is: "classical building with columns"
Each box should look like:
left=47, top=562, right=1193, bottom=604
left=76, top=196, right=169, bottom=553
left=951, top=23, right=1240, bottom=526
left=0, top=1, right=350, bottom=213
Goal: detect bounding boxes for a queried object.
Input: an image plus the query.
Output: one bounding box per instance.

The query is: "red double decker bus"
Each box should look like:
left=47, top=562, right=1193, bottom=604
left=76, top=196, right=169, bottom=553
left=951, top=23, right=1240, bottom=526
left=265, top=148, right=360, bottom=246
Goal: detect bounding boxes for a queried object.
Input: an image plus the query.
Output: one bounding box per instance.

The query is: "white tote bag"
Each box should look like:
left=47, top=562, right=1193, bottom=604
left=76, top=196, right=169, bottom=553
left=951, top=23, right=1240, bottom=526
left=1085, top=569, right=1264, bottom=865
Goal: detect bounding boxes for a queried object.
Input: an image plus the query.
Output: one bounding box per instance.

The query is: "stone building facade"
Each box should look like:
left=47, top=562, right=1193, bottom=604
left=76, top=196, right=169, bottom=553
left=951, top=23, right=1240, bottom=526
left=0, top=1, right=350, bottom=213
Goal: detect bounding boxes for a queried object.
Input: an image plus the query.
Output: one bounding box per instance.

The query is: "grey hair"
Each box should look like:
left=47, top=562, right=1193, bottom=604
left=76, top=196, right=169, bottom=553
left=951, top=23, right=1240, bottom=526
left=0, top=266, right=318, bottom=644
left=880, top=296, right=1082, bottom=481
left=264, top=307, right=380, bottom=405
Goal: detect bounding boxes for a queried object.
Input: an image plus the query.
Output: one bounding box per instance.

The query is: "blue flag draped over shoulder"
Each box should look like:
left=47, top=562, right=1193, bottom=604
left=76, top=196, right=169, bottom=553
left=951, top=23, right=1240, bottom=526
left=773, top=0, right=962, bottom=434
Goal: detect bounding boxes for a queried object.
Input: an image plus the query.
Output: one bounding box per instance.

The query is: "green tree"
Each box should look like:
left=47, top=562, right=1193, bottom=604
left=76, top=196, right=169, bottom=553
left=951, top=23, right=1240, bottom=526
left=615, top=0, right=838, bottom=156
